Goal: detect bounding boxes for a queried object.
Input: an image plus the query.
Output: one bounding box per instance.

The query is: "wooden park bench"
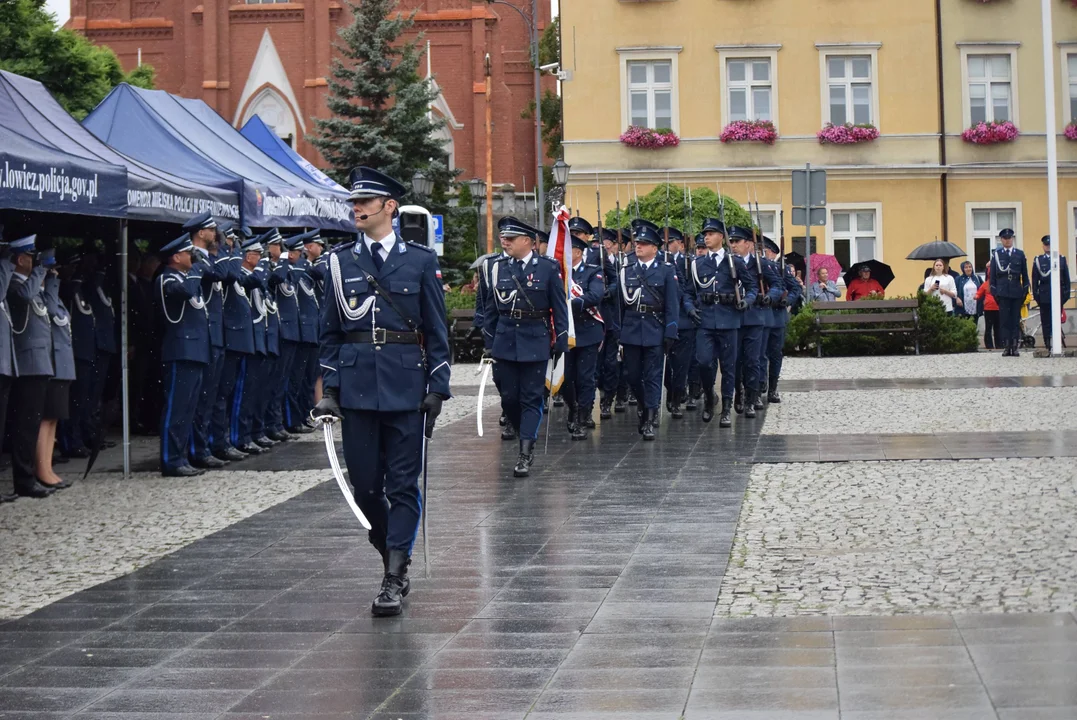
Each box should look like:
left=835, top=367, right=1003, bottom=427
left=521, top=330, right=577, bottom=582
left=812, top=299, right=920, bottom=358
left=448, top=309, right=484, bottom=364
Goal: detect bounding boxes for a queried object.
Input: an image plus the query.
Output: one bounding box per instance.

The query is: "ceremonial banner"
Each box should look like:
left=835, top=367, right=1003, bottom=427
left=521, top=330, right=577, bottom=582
left=544, top=205, right=574, bottom=393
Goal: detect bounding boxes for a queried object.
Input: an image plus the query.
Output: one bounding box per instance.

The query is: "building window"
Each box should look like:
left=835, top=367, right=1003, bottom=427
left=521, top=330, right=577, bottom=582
left=726, top=58, right=772, bottom=123
left=826, top=55, right=873, bottom=125
left=970, top=207, right=1016, bottom=273
left=1067, top=53, right=1077, bottom=122
left=967, top=54, right=1012, bottom=124
left=626, top=60, right=674, bottom=130
left=830, top=208, right=879, bottom=271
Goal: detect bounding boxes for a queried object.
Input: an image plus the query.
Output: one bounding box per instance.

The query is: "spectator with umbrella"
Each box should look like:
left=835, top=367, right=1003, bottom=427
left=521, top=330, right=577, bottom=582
left=844, top=260, right=893, bottom=301
left=808, top=266, right=842, bottom=302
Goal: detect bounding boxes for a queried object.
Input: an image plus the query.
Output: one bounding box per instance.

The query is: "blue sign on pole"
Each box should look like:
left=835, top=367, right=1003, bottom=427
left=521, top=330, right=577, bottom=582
left=432, top=214, right=444, bottom=256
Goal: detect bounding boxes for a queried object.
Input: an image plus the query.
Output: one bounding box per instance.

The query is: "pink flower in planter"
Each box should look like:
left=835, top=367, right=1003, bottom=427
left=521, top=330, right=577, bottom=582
left=816, top=123, right=880, bottom=145
left=961, top=120, right=1019, bottom=145
left=619, top=126, right=680, bottom=149
left=720, top=120, right=778, bottom=145
left=1065, top=123, right=1077, bottom=141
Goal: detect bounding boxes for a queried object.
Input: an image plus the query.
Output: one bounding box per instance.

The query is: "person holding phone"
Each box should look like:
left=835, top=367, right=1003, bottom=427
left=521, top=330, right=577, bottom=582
left=923, top=259, right=958, bottom=314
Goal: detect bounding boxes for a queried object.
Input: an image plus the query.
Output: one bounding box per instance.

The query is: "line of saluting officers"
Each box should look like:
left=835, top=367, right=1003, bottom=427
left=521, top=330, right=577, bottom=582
left=475, top=214, right=802, bottom=478
left=155, top=212, right=327, bottom=477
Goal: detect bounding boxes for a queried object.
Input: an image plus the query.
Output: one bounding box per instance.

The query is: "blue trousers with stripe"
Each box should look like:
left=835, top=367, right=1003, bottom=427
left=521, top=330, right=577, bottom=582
left=236, top=353, right=267, bottom=447
left=696, top=328, right=739, bottom=399
left=190, top=346, right=223, bottom=460
left=285, top=343, right=316, bottom=428
left=622, top=343, right=664, bottom=410
left=161, top=360, right=204, bottom=472
left=267, top=341, right=297, bottom=433
left=341, top=409, right=423, bottom=554
left=498, top=360, right=548, bottom=440
left=211, top=351, right=247, bottom=452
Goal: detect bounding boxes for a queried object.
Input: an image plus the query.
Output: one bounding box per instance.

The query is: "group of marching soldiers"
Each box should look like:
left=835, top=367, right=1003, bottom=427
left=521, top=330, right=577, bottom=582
left=474, top=213, right=803, bottom=477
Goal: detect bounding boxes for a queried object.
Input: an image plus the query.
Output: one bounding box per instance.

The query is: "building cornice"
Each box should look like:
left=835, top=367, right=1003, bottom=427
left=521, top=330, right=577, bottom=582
left=955, top=41, right=1022, bottom=47
left=615, top=46, right=684, bottom=54
left=814, top=42, right=882, bottom=49
left=714, top=44, right=782, bottom=51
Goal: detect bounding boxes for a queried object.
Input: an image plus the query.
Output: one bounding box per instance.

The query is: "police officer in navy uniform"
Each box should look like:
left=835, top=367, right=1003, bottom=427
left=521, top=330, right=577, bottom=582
left=312, top=167, right=451, bottom=617
left=563, top=233, right=605, bottom=440
left=57, top=251, right=95, bottom=458
left=263, top=229, right=305, bottom=436
left=618, top=219, right=678, bottom=441
left=482, top=216, right=569, bottom=476
left=474, top=246, right=515, bottom=439
left=762, top=238, right=802, bottom=403
left=1031, top=235, right=1071, bottom=350
left=661, top=227, right=697, bottom=419
left=156, top=233, right=210, bottom=477
left=304, top=231, right=329, bottom=405
left=684, top=232, right=708, bottom=410
left=286, top=231, right=321, bottom=429
left=0, top=231, right=17, bottom=503
left=259, top=230, right=290, bottom=442
left=989, top=228, right=1030, bottom=356
left=752, top=236, right=785, bottom=409
left=234, top=234, right=275, bottom=450
left=84, top=244, right=117, bottom=454
left=690, top=219, right=754, bottom=428
left=7, top=236, right=55, bottom=498
left=596, top=228, right=622, bottom=419
left=730, top=226, right=766, bottom=417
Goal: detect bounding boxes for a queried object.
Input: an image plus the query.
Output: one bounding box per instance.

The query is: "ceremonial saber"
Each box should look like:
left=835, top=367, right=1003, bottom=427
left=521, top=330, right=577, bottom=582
left=320, top=419, right=372, bottom=530
left=476, top=358, right=492, bottom=437
left=421, top=413, right=431, bottom=578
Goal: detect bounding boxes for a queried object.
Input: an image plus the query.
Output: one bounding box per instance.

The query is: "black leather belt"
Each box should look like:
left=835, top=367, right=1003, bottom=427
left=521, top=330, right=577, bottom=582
left=700, top=294, right=737, bottom=306
left=636, top=303, right=663, bottom=314
left=344, top=329, right=421, bottom=345
left=499, top=309, right=548, bottom=320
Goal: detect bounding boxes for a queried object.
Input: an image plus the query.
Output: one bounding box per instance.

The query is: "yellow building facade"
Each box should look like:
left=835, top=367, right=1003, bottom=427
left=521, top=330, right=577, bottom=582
left=559, top=0, right=1077, bottom=295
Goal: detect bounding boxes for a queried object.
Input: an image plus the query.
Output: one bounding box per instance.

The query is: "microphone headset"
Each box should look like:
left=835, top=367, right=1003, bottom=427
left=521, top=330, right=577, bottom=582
left=357, top=199, right=389, bottom=221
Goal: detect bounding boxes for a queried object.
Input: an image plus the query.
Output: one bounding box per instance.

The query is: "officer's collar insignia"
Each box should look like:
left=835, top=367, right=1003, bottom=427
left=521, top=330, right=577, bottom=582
left=398, top=243, right=406, bottom=254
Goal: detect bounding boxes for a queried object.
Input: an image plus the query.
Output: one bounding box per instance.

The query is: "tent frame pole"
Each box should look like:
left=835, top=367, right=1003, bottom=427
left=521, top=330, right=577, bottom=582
left=119, top=219, right=130, bottom=479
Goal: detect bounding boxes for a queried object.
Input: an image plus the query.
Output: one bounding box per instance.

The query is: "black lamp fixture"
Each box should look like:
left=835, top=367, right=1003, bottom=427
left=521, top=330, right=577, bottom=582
left=552, top=158, right=571, bottom=187
left=412, top=170, right=434, bottom=198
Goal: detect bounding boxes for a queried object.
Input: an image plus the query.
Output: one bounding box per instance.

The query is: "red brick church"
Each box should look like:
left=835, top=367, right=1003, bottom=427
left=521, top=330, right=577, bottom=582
left=67, top=0, right=551, bottom=189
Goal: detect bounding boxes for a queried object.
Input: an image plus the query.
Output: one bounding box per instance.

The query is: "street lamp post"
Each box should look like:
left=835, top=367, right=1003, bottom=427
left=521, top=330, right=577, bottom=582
left=467, top=177, right=487, bottom=257
left=485, top=0, right=545, bottom=232
left=549, top=158, right=570, bottom=213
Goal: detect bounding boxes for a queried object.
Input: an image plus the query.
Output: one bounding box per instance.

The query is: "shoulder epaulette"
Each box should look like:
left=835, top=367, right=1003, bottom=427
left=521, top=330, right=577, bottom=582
left=328, top=241, right=355, bottom=255
left=406, top=241, right=435, bottom=254
left=538, top=255, right=559, bottom=267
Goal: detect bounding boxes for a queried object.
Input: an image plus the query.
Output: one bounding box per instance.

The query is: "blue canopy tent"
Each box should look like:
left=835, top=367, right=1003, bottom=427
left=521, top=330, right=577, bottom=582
left=84, top=84, right=353, bottom=232
left=239, top=114, right=344, bottom=191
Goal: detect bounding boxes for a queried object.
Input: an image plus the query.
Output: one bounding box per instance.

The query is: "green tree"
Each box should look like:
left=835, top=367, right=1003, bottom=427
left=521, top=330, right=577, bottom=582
left=604, top=184, right=754, bottom=236
left=310, top=0, right=453, bottom=196
left=0, top=0, right=155, bottom=119
left=521, top=17, right=562, bottom=160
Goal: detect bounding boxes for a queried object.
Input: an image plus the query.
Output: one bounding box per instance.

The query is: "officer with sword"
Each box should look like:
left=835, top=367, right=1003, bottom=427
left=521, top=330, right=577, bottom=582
left=312, top=166, right=451, bottom=618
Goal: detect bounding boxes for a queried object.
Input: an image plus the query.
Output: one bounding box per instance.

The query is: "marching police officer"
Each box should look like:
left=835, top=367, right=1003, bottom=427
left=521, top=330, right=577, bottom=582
left=1031, top=235, right=1071, bottom=350
left=662, top=227, right=696, bottom=419
left=7, top=236, right=55, bottom=498
left=475, top=244, right=515, bottom=439
left=731, top=227, right=766, bottom=418
left=156, top=233, right=210, bottom=477
left=596, top=228, right=622, bottom=420
left=0, top=232, right=15, bottom=503
left=761, top=238, right=802, bottom=403
left=752, top=236, right=785, bottom=409
left=312, top=167, right=451, bottom=617
left=286, top=231, right=321, bottom=430
left=233, top=233, right=275, bottom=451
left=989, top=228, right=1030, bottom=357
left=482, top=216, right=569, bottom=475
left=618, top=219, right=678, bottom=441
left=563, top=233, right=604, bottom=440
left=690, top=219, right=754, bottom=428
left=684, top=233, right=708, bottom=411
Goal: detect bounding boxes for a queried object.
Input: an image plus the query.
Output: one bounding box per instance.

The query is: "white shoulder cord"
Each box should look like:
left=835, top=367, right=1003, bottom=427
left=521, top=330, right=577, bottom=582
left=1037, top=255, right=1051, bottom=277
left=330, top=251, right=376, bottom=322
left=233, top=280, right=250, bottom=304
left=74, top=291, right=93, bottom=315
left=300, top=276, right=320, bottom=307
left=251, top=288, right=267, bottom=324
left=619, top=265, right=642, bottom=306
left=160, top=276, right=185, bottom=325
left=692, top=256, right=714, bottom=290
left=96, top=286, right=114, bottom=314
left=491, top=260, right=518, bottom=308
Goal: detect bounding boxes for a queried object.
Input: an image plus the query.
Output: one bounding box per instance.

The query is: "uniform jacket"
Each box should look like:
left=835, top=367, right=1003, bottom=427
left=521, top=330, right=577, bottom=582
left=482, top=253, right=571, bottom=362
left=668, top=252, right=699, bottom=331
left=320, top=237, right=451, bottom=411
left=570, top=262, right=605, bottom=348
left=63, top=278, right=96, bottom=363
left=243, top=264, right=269, bottom=355
left=43, top=273, right=75, bottom=381
left=85, top=270, right=117, bottom=354
left=310, top=254, right=328, bottom=296
left=685, top=249, right=754, bottom=331
left=197, top=248, right=230, bottom=349
left=8, top=266, right=53, bottom=377
left=269, top=257, right=301, bottom=343
left=222, top=252, right=259, bottom=355
left=756, top=256, right=785, bottom=328
left=599, top=256, right=621, bottom=337
left=292, top=257, right=321, bottom=345
left=0, top=258, right=17, bottom=377
left=157, top=265, right=210, bottom=365
left=988, top=247, right=1029, bottom=300
left=618, top=257, right=679, bottom=347
left=1031, top=253, right=1071, bottom=307
left=772, top=262, right=803, bottom=329
left=740, top=254, right=771, bottom=327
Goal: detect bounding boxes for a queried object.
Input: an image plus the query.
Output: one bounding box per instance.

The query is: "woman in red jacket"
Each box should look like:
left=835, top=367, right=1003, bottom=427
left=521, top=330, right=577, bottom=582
left=976, top=270, right=1001, bottom=349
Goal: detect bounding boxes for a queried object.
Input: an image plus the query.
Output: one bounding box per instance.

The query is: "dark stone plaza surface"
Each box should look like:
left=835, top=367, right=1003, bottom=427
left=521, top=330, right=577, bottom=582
left=2, top=383, right=1076, bottom=719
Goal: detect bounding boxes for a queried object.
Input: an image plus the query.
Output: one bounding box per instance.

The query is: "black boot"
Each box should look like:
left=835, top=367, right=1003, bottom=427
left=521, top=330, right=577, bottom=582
left=684, top=393, right=699, bottom=411
left=599, top=396, right=613, bottom=419
left=499, top=413, right=507, bottom=427
left=719, top=398, right=733, bottom=428
left=701, top=389, right=717, bottom=423
left=670, top=390, right=684, bottom=419
left=1011, top=341, right=1020, bottom=357
left=614, top=397, right=626, bottom=413
left=582, top=406, right=596, bottom=429
left=752, top=388, right=764, bottom=411
left=569, top=406, right=586, bottom=441
left=501, top=423, right=518, bottom=441
left=641, top=408, right=656, bottom=441
left=637, top=408, right=645, bottom=434
left=745, top=391, right=758, bottom=419
left=371, top=550, right=410, bottom=617
left=734, top=385, right=745, bottom=414
left=513, top=439, right=536, bottom=478
left=767, top=379, right=781, bottom=404
left=553, top=395, right=565, bottom=408
left=627, top=391, right=637, bottom=406
left=566, top=405, right=579, bottom=434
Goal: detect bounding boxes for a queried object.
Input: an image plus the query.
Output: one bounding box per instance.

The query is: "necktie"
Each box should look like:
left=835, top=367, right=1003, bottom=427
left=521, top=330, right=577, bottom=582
left=373, top=245, right=384, bottom=271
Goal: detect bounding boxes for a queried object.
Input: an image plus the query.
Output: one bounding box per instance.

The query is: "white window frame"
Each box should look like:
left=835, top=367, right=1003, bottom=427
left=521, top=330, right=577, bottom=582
left=958, top=44, right=1020, bottom=128
left=1067, top=200, right=1077, bottom=277
left=717, top=47, right=780, bottom=129
left=746, top=203, right=782, bottom=241
left=965, top=202, right=1023, bottom=274
left=826, top=203, right=884, bottom=279
left=618, top=47, right=682, bottom=134
left=1061, top=46, right=1077, bottom=124
left=817, top=44, right=880, bottom=130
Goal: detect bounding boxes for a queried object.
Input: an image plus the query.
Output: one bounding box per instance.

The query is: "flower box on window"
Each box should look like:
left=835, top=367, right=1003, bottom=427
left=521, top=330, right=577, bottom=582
left=817, top=122, right=880, bottom=145
left=1065, top=122, right=1077, bottom=141
left=962, top=120, right=1019, bottom=144
left=720, top=119, right=778, bottom=145
left=619, top=126, right=680, bottom=149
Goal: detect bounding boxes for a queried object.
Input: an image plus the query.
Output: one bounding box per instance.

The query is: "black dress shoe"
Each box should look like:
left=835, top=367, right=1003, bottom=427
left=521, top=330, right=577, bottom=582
left=614, top=399, right=626, bottom=413
left=685, top=395, right=700, bottom=411
left=237, top=443, right=266, bottom=455
left=553, top=395, right=565, bottom=408
left=513, top=439, right=536, bottom=478
left=254, top=436, right=277, bottom=448
left=37, top=478, right=70, bottom=490
left=701, top=390, right=716, bottom=423
left=102, top=440, right=117, bottom=449
left=287, top=425, right=314, bottom=435
left=213, top=447, right=247, bottom=462
left=498, top=414, right=507, bottom=427
left=0, top=492, right=17, bottom=503
left=15, top=482, right=55, bottom=498
left=162, top=465, right=204, bottom=478
left=501, top=425, right=518, bottom=441
left=267, top=429, right=292, bottom=442
left=62, top=446, right=91, bottom=459
left=191, top=455, right=227, bottom=469
left=599, top=398, right=612, bottom=420
left=719, top=398, right=734, bottom=428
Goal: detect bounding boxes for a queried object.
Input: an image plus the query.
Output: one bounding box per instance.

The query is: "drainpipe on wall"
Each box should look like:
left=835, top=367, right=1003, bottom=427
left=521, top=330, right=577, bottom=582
left=935, top=0, right=949, bottom=242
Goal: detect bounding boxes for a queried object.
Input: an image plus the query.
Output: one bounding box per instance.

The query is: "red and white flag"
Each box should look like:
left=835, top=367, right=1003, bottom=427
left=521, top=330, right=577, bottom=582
left=544, top=205, right=575, bottom=392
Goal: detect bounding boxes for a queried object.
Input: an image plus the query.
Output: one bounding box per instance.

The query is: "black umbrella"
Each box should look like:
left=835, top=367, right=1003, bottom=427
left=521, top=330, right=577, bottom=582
left=782, top=251, right=806, bottom=280
left=469, top=252, right=499, bottom=270
left=906, top=240, right=966, bottom=261
left=843, top=259, right=895, bottom=290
